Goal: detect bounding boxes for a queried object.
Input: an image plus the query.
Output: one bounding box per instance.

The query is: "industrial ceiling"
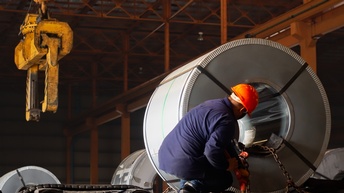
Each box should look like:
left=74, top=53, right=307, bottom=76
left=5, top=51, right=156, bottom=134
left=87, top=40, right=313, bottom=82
left=0, top=0, right=306, bottom=95
left=0, top=0, right=344, bottom=147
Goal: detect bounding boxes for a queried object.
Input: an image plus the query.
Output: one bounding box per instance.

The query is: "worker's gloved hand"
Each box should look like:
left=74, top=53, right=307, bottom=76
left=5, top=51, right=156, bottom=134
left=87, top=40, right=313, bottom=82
left=239, top=151, right=249, bottom=159
left=237, top=168, right=249, bottom=178
left=227, top=157, right=238, bottom=171
left=235, top=168, right=250, bottom=191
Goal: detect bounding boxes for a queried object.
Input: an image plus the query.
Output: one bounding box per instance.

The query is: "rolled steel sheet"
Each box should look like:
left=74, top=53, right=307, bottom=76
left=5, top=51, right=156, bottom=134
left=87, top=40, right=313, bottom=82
left=143, top=38, right=331, bottom=193
left=111, top=149, right=157, bottom=190
left=312, top=148, right=344, bottom=180
left=0, top=166, right=60, bottom=193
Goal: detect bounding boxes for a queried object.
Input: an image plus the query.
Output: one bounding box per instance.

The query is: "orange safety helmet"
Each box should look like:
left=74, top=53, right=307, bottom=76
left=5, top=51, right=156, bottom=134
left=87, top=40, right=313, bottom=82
left=231, top=84, right=259, bottom=116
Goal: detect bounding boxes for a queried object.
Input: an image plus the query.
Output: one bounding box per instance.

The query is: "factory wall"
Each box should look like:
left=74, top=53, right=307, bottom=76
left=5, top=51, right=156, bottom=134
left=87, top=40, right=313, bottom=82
left=0, top=84, right=146, bottom=184
left=0, top=85, right=67, bottom=182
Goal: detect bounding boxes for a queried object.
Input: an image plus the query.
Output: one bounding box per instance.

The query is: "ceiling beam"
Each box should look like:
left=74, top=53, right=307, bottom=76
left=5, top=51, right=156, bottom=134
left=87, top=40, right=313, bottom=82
left=233, top=0, right=344, bottom=39
left=269, top=2, right=344, bottom=47
left=64, top=72, right=168, bottom=136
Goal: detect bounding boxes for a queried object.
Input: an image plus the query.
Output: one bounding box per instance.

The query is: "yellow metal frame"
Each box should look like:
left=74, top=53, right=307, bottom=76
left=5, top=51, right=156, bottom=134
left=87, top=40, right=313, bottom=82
left=14, top=14, right=73, bottom=121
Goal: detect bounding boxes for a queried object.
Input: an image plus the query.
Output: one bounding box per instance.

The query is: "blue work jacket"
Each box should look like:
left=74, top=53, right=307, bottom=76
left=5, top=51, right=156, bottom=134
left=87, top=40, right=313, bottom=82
left=158, top=97, right=238, bottom=179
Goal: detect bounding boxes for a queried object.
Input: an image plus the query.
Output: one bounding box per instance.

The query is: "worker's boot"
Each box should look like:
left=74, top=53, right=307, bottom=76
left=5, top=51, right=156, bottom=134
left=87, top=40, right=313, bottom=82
left=179, top=182, right=198, bottom=193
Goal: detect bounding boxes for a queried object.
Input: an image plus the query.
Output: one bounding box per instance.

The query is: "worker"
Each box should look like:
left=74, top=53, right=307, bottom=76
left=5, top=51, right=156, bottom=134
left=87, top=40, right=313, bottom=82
left=158, top=83, right=259, bottom=193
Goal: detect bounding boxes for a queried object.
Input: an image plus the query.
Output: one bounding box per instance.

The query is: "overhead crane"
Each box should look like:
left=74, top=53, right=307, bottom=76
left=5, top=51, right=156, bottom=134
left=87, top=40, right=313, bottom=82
left=14, top=0, right=73, bottom=121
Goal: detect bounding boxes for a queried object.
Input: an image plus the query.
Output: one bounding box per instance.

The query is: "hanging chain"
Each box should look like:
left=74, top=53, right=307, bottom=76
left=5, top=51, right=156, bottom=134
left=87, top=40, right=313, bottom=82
left=253, top=144, right=308, bottom=193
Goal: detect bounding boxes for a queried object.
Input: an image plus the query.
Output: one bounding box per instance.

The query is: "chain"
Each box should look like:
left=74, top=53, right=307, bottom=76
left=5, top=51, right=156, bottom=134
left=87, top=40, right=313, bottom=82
left=253, top=144, right=307, bottom=193
left=162, top=186, right=174, bottom=193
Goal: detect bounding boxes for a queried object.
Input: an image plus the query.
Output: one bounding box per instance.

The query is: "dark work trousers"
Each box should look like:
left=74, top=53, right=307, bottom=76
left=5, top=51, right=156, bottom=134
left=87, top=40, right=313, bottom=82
left=180, top=167, right=233, bottom=192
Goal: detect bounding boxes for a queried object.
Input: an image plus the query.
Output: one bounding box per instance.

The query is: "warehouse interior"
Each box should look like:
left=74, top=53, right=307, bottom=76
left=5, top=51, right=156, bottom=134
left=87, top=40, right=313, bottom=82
left=0, top=0, right=344, bottom=189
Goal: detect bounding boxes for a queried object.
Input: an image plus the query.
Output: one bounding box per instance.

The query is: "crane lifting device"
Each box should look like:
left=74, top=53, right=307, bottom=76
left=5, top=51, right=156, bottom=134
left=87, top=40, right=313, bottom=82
left=14, top=0, right=73, bottom=121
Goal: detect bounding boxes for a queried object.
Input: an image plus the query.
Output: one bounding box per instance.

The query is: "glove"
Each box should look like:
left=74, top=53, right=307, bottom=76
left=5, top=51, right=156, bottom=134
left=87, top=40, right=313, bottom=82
left=237, top=168, right=249, bottom=178
left=235, top=168, right=250, bottom=192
